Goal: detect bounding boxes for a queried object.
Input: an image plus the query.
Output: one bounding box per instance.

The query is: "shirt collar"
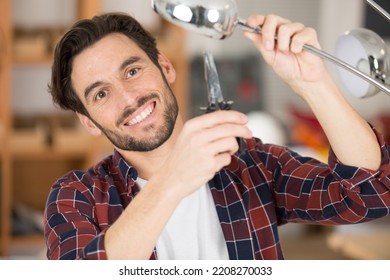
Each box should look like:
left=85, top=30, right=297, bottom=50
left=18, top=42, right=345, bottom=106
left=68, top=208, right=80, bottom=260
left=112, top=149, right=138, bottom=191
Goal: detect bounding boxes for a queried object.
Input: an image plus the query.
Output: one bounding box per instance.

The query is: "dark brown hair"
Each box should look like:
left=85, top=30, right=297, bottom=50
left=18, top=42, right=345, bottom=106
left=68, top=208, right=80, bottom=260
left=49, top=12, right=160, bottom=115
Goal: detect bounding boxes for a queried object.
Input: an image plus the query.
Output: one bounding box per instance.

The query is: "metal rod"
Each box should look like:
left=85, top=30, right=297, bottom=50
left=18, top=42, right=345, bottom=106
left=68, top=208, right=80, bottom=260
left=238, top=20, right=390, bottom=95
left=303, top=44, right=390, bottom=95
left=366, top=0, right=390, bottom=22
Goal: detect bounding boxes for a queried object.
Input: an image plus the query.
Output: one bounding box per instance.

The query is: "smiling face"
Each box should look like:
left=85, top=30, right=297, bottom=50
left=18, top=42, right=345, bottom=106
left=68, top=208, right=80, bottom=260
left=71, top=33, right=178, bottom=152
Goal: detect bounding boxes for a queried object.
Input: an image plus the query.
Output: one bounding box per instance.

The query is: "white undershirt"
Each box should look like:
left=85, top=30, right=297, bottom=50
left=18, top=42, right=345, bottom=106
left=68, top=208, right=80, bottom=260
left=136, top=178, right=229, bottom=260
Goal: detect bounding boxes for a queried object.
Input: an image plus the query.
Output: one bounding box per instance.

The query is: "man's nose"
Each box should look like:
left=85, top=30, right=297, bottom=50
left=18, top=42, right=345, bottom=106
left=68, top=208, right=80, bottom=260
left=115, top=83, right=139, bottom=109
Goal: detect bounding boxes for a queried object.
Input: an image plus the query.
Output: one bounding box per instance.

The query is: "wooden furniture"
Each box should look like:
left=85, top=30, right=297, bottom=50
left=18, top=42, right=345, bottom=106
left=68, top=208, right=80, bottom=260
left=326, top=217, right=390, bottom=259
left=0, top=0, right=13, bottom=257
left=0, top=0, right=100, bottom=257
left=0, top=0, right=188, bottom=257
left=327, top=231, right=390, bottom=259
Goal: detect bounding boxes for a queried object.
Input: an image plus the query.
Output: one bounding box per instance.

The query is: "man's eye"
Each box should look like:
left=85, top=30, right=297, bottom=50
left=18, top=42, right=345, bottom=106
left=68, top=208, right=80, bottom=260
left=126, top=68, right=139, bottom=78
left=95, top=90, right=108, bottom=101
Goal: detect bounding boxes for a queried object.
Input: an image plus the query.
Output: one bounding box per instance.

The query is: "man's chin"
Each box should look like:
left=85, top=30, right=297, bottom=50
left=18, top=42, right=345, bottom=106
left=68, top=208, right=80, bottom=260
left=113, top=133, right=169, bottom=152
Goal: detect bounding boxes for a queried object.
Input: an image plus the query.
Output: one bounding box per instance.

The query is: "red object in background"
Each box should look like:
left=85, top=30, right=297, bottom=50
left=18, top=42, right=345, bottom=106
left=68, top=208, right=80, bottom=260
left=289, top=106, right=329, bottom=152
left=290, top=107, right=390, bottom=149
left=236, top=79, right=257, bottom=101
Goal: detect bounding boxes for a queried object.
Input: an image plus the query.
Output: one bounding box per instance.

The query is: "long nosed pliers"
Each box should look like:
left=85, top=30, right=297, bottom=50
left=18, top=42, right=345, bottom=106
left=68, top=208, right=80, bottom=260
left=201, top=51, right=234, bottom=113
left=201, top=51, right=244, bottom=153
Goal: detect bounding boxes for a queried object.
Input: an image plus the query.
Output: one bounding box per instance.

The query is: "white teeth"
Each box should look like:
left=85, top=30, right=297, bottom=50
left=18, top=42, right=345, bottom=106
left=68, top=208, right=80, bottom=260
left=127, top=105, right=153, bottom=126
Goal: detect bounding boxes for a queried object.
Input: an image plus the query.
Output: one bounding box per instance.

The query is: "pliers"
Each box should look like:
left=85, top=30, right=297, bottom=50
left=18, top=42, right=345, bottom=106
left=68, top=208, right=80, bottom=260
left=201, top=51, right=244, bottom=153
left=201, top=51, right=234, bottom=113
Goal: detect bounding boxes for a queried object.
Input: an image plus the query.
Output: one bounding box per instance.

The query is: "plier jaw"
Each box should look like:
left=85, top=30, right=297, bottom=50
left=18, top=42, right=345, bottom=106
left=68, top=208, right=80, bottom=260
left=200, top=51, right=234, bottom=113
left=200, top=100, right=234, bottom=113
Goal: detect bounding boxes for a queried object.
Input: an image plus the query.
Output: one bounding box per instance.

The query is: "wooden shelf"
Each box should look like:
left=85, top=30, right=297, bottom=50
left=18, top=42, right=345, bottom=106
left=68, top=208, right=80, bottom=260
left=0, top=0, right=103, bottom=258
left=326, top=218, right=390, bottom=260
left=9, top=234, right=46, bottom=259
left=0, top=0, right=189, bottom=258
left=0, top=0, right=13, bottom=257
left=11, top=146, right=88, bottom=161
left=12, top=55, right=53, bottom=67
left=10, top=127, right=91, bottom=159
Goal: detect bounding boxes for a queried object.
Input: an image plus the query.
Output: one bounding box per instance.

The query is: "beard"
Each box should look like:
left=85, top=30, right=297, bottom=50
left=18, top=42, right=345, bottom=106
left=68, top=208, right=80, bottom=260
left=89, top=83, right=179, bottom=152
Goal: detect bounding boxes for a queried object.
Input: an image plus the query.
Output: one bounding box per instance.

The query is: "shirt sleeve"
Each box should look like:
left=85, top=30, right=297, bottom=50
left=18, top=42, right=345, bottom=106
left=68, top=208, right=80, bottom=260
left=328, top=127, right=390, bottom=183
left=44, top=180, right=109, bottom=260
left=269, top=126, right=390, bottom=225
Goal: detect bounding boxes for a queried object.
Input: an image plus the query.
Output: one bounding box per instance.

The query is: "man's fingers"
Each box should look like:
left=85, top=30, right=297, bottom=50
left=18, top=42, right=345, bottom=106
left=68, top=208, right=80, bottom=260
left=260, top=15, right=290, bottom=51
left=209, top=137, right=240, bottom=156
left=204, top=123, right=252, bottom=142
left=276, top=22, right=305, bottom=53
left=244, top=14, right=319, bottom=55
left=290, top=27, right=320, bottom=53
left=186, top=110, right=248, bottom=130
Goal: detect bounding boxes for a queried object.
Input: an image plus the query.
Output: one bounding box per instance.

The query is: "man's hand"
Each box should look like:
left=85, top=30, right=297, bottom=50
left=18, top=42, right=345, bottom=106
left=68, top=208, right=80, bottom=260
left=159, top=110, right=252, bottom=199
left=243, top=14, right=326, bottom=96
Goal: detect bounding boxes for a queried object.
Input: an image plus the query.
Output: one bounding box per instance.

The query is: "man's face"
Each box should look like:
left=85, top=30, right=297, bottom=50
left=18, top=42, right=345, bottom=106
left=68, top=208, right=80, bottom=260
left=71, top=33, right=178, bottom=152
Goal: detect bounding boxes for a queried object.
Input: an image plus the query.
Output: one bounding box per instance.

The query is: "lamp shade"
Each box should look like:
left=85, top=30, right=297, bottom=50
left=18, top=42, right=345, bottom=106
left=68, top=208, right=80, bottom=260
left=335, top=28, right=389, bottom=98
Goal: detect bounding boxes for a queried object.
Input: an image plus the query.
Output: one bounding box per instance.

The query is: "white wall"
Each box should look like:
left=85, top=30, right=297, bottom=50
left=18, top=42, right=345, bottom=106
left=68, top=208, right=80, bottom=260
left=102, top=0, right=160, bottom=30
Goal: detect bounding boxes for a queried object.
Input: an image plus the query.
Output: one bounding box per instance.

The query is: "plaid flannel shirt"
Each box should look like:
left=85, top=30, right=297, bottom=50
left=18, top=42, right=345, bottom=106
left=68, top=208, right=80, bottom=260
left=44, top=128, right=390, bottom=260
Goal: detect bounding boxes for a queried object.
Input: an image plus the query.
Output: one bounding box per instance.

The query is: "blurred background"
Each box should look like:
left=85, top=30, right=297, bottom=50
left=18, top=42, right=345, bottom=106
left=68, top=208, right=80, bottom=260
left=0, top=0, right=389, bottom=260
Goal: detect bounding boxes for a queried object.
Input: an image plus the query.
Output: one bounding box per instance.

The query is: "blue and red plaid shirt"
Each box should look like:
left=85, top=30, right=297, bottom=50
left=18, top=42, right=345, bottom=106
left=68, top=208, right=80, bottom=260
left=44, top=128, right=390, bottom=260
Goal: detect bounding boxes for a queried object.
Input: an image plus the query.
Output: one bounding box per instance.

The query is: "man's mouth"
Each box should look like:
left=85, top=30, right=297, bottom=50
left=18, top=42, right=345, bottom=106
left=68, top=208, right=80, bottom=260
left=125, top=102, right=155, bottom=126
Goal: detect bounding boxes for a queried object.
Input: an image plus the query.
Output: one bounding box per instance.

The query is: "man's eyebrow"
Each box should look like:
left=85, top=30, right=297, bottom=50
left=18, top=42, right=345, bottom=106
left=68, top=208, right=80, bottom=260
left=119, top=56, right=141, bottom=72
left=83, top=56, right=142, bottom=100
left=84, top=81, right=103, bottom=100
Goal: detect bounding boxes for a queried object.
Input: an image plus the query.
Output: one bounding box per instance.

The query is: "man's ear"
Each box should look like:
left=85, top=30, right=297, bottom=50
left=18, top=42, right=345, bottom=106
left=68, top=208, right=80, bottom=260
left=76, top=112, right=102, bottom=137
left=158, top=53, right=176, bottom=84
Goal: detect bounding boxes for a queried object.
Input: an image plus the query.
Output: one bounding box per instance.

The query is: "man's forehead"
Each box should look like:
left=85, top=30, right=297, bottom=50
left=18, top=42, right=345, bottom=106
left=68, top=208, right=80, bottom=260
left=79, top=33, right=141, bottom=58
left=71, top=33, right=146, bottom=80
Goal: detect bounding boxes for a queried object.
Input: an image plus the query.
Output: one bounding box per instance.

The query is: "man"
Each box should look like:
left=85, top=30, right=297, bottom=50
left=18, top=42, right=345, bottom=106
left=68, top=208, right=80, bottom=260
left=44, top=12, right=390, bottom=260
